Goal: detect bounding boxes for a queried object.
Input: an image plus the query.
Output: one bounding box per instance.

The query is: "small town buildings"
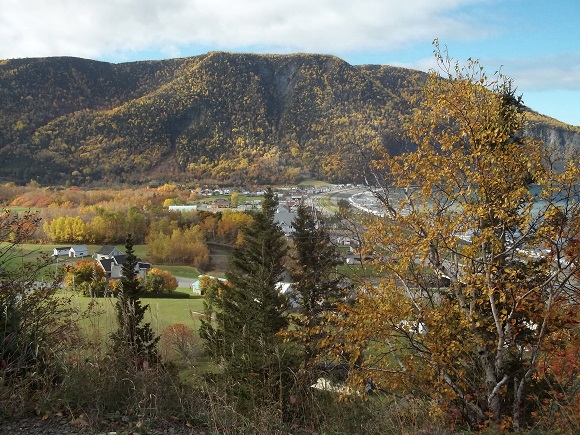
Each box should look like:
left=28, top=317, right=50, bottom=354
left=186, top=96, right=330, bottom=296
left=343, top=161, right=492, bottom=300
left=211, top=199, right=230, bottom=209
left=335, top=236, right=353, bottom=246
left=69, top=245, right=89, bottom=258
left=53, top=247, right=71, bottom=257
left=94, top=246, right=151, bottom=280
left=95, top=245, right=123, bottom=260
left=168, top=205, right=198, bottom=212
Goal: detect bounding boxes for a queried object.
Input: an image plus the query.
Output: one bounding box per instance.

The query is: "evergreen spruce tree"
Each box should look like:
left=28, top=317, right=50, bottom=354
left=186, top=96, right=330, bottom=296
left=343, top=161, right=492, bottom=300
left=204, top=188, right=290, bottom=408
left=288, top=203, right=344, bottom=376
left=111, top=234, right=158, bottom=363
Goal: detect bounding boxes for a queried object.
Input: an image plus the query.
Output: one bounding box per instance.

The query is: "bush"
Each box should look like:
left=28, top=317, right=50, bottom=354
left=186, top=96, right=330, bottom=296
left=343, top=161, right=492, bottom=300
left=0, top=209, right=78, bottom=415
left=143, top=268, right=178, bottom=293
left=159, top=323, right=204, bottom=365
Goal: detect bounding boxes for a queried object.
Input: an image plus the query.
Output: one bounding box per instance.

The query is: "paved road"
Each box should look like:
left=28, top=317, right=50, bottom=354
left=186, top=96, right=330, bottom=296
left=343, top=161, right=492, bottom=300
left=176, top=276, right=196, bottom=290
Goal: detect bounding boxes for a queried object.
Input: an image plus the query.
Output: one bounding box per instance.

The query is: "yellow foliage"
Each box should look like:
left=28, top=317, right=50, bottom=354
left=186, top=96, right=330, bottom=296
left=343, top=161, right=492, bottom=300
left=324, top=44, right=580, bottom=430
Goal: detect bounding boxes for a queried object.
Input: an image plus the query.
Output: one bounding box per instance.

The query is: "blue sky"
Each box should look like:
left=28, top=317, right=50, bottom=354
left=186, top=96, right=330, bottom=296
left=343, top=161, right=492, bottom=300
left=2, top=0, right=578, bottom=126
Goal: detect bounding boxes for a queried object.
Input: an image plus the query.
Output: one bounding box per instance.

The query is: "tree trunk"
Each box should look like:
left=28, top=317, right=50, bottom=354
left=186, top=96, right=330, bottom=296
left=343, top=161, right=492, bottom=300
left=480, top=349, right=503, bottom=426
left=513, top=376, right=524, bottom=431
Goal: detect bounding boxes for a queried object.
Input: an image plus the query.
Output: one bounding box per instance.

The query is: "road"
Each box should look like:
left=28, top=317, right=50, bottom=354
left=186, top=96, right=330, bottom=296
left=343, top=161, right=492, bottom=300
left=176, top=276, right=196, bottom=290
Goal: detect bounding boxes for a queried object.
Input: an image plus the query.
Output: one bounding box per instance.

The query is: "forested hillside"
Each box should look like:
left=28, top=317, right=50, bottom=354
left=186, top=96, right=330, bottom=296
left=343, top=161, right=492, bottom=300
left=1, top=53, right=578, bottom=186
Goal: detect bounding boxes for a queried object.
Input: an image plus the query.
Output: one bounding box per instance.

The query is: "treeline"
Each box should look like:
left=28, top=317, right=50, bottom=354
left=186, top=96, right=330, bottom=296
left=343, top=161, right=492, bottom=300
left=2, top=183, right=252, bottom=269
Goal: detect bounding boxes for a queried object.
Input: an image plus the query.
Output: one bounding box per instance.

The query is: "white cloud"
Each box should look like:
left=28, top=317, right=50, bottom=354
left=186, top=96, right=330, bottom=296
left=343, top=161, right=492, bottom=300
left=3, top=0, right=577, bottom=125
left=394, top=52, right=580, bottom=95
left=503, top=54, right=580, bottom=92
left=1, top=0, right=487, bottom=60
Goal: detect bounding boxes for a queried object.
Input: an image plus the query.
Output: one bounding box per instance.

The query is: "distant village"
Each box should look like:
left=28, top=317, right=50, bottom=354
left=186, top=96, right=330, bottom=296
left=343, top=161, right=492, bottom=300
left=52, top=185, right=367, bottom=295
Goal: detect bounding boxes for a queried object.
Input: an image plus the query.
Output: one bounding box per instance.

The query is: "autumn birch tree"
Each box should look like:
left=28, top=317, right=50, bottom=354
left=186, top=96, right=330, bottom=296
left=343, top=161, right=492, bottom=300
left=329, top=44, right=580, bottom=431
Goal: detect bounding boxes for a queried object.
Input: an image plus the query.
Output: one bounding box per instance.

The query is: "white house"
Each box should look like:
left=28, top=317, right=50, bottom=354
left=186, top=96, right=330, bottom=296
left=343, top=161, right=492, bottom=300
left=53, top=247, right=71, bottom=257
left=274, top=207, right=297, bottom=237
left=95, top=245, right=123, bottom=260
left=69, top=245, right=89, bottom=258
left=191, top=275, right=227, bottom=295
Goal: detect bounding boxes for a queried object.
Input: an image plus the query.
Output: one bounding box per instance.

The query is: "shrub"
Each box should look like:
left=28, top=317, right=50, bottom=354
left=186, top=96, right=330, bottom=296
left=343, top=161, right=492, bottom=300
left=143, top=268, right=178, bottom=293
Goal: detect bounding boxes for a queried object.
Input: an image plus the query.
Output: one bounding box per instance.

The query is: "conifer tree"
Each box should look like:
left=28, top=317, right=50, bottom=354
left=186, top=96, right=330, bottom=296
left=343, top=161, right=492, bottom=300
left=203, top=188, right=290, bottom=407
left=223, top=188, right=287, bottom=353
left=111, top=234, right=158, bottom=363
left=287, top=203, right=344, bottom=372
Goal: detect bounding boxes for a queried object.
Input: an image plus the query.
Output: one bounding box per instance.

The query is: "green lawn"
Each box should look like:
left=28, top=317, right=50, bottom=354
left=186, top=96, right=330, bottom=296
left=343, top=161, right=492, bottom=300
left=5, top=206, right=41, bottom=213
left=155, top=265, right=200, bottom=279
left=71, top=289, right=206, bottom=337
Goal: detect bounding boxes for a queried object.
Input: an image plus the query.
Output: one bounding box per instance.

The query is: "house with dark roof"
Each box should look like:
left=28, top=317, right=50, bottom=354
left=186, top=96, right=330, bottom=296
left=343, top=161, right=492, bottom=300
left=94, top=246, right=151, bottom=280
left=95, top=245, right=123, bottom=260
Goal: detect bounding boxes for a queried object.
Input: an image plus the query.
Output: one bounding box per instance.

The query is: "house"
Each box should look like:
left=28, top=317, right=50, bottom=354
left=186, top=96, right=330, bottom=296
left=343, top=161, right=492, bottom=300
left=345, top=254, right=362, bottom=265
left=96, top=258, right=115, bottom=278
left=191, top=275, right=227, bottom=295
left=274, top=207, right=297, bottom=237
left=95, top=245, right=123, bottom=260
left=98, top=256, right=152, bottom=279
left=335, top=236, right=352, bottom=246
left=212, top=199, right=230, bottom=209
left=69, top=245, right=89, bottom=258
left=53, top=247, right=71, bottom=257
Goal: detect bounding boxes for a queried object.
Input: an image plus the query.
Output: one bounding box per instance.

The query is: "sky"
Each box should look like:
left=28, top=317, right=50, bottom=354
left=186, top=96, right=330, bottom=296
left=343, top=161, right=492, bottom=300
left=1, top=0, right=579, bottom=126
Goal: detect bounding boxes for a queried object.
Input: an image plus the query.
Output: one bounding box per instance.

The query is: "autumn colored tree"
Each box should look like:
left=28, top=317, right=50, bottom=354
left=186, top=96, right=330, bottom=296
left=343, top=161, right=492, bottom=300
left=43, top=215, right=87, bottom=243
left=143, top=267, right=178, bottom=293
left=216, top=211, right=253, bottom=245
left=64, top=259, right=105, bottom=296
left=328, top=44, right=580, bottom=431
left=230, top=191, right=240, bottom=208
left=146, top=226, right=211, bottom=270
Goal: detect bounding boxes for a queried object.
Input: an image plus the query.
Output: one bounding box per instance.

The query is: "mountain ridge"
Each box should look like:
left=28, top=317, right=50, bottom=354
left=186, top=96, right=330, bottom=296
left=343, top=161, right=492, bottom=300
left=1, top=52, right=578, bottom=186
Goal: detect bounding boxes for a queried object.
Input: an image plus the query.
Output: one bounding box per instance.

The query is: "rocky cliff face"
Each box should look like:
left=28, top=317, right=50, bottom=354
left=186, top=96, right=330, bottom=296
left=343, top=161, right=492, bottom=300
left=526, top=121, right=580, bottom=163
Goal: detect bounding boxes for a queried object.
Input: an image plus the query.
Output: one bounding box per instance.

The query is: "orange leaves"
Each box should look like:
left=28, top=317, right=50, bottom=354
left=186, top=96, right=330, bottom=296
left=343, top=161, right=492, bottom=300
left=330, top=45, right=580, bottom=430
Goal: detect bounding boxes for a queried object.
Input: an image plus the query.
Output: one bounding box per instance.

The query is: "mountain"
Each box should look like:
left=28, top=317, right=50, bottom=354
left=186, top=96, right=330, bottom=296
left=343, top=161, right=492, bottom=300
left=1, top=53, right=578, bottom=186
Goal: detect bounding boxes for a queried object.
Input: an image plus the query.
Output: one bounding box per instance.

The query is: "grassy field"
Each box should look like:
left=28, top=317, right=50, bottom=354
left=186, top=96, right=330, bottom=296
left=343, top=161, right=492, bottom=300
left=71, top=288, right=206, bottom=337
left=5, top=206, right=42, bottom=213
left=317, top=194, right=339, bottom=214
left=155, top=264, right=200, bottom=279
left=1, top=242, right=148, bottom=261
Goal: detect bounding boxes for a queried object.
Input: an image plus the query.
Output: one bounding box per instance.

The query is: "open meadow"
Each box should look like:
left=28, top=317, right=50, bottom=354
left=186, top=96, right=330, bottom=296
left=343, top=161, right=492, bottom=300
left=70, top=289, right=206, bottom=338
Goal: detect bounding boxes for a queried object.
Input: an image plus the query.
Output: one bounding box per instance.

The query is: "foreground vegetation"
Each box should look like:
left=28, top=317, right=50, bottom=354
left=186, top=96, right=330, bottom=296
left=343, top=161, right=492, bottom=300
left=2, top=47, right=580, bottom=434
